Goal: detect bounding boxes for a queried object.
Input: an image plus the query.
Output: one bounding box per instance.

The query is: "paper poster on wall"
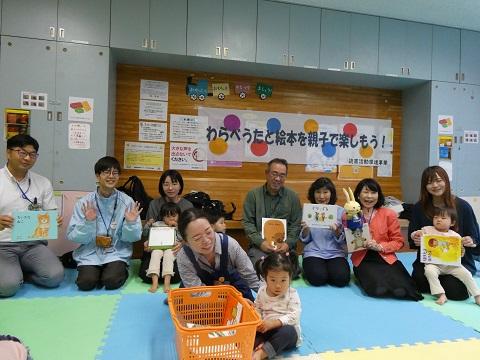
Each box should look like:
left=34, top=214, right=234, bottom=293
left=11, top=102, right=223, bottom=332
left=139, top=121, right=167, bottom=142
left=139, top=100, right=167, bottom=121
left=376, top=152, right=393, bottom=177
left=21, top=91, right=48, bottom=111
left=170, top=142, right=207, bottom=171
left=305, top=124, right=338, bottom=172
left=438, top=135, right=453, bottom=160
left=140, top=79, right=168, bottom=101
left=170, top=114, right=208, bottom=142
left=68, top=123, right=90, bottom=149
left=337, top=165, right=374, bottom=180
left=379, top=128, right=394, bottom=152
left=437, top=115, right=454, bottom=135
left=68, top=97, right=94, bottom=123
left=4, top=108, right=29, bottom=140
left=464, top=130, right=479, bottom=144
left=124, top=141, right=164, bottom=171
left=439, top=159, right=453, bottom=181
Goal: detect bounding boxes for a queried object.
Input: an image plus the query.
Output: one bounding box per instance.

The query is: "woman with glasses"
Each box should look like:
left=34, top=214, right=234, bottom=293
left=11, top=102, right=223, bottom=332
left=138, top=169, right=193, bottom=285
left=67, top=156, right=142, bottom=291
left=176, top=208, right=259, bottom=301
left=409, top=166, right=480, bottom=300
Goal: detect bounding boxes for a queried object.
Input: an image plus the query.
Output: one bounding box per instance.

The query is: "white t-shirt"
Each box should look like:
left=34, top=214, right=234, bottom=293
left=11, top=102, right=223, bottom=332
left=0, top=166, right=57, bottom=243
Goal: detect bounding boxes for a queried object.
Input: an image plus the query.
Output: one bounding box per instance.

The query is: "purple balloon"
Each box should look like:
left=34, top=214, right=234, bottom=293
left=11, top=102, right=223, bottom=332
left=224, top=114, right=241, bottom=131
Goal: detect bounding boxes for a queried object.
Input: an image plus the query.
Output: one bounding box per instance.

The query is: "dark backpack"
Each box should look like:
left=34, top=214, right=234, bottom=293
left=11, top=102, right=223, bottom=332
left=183, top=191, right=211, bottom=209
left=117, top=176, right=152, bottom=220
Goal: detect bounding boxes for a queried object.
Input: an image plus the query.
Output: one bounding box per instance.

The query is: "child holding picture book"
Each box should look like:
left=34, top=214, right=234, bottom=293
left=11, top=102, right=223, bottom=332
left=144, top=202, right=182, bottom=293
left=411, top=207, right=480, bottom=305
left=253, top=253, right=302, bottom=360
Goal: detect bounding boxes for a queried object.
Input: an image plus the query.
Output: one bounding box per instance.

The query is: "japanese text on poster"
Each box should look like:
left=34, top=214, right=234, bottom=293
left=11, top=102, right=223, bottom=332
left=124, top=141, right=164, bottom=171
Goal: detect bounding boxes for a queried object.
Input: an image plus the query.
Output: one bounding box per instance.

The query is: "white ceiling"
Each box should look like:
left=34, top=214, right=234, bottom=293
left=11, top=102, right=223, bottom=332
left=277, top=0, right=480, bottom=31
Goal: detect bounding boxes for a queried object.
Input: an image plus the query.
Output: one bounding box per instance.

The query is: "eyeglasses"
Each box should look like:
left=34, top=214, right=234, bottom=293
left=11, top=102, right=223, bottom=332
left=269, top=171, right=287, bottom=180
left=9, top=148, right=39, bottom=160
left=100, top=169, right=120, bottom=177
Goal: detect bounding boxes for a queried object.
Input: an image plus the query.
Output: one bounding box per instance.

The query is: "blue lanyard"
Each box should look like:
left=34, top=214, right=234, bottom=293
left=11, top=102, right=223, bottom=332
left=95, top=191, right=118, bottom=236
left=15, top=178, right=37, bottom=206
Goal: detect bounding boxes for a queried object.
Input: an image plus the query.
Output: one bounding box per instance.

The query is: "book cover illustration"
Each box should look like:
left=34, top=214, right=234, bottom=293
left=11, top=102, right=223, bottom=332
left=345, top=223, right=371, bottom=253
left=420, top=234, right=461, bottom=266
left=11, top=210, right=58, bottom=242
left=261, top=218, right=287, bottom=249
left=302, top=204, right=338, bottom=228
left=148, top=226, right=176, bottom=250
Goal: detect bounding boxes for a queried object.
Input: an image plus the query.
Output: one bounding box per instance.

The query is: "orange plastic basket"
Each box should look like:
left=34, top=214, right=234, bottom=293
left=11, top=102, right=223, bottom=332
left=168, top=285, right=261, bottom=359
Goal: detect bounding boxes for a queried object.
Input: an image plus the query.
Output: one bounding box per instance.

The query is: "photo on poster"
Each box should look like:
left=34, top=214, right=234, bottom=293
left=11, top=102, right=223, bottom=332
left=4, top=108, right=30, bottom=140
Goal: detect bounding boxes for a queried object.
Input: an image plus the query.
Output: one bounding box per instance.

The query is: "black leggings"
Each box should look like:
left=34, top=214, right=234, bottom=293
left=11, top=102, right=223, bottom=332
left=412, top=260, right=469, bottom=300
left=254, top=325, right=297, bottom=358
left=76, top=261, right=128, bottom=291
left=302, top=256, right=350, bottom=287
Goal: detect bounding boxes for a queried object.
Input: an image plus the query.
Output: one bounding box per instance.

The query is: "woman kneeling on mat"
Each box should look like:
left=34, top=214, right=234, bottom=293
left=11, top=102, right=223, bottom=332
left=176, top=208, right=259, bottom=300
left=351, top=178, right=422, bottom=300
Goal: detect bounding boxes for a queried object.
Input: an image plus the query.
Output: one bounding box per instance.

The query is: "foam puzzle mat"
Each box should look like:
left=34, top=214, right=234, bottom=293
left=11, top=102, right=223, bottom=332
left=1, top=253, right=479, bottom=360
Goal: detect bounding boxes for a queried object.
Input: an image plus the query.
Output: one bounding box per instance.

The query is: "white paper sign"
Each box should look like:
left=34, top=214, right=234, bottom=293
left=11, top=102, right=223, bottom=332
left=124, top=141, right=164, bottom=171
left=170, top=114, right=208, bottom=142
left=140, top=79, right=168, bottom=101
left=376, top=152, right=393, bottom=177
left=68, top=97, right=94, bottom=122
left=139, top=100, right=167, bottom=121
left=148, top=227, right=176, bottom=249
left=21, top=91, right=48, bottom=110
left=464, top=130, right=479, bottom=144
left=169, top=142, right=207, bottom=171
left=68, top=123, right=90, bottom=149
left=139, top=121, right=167, bottom=142
left=438, top=115, right=454, bottom=135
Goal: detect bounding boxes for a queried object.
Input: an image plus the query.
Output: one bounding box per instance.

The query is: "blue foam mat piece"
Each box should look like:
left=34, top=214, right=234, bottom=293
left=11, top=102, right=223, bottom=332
left=99, top=293, right=177, bottom=360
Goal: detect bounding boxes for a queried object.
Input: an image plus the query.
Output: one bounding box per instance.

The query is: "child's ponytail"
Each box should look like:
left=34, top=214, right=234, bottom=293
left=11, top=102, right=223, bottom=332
left=256, top=252, right=294, bottom=280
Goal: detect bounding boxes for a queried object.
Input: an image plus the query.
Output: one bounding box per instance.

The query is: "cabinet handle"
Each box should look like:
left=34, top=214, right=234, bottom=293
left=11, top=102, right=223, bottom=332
left=454, top=136, right=457, bottom=144
left=344, top=61, right=349, bottom=70
left=49, top=26, right=56, bottom=38
left=283, top=54, right=287, bottom=65
left=58, top=28, right=65, bottom=39
left=461, top=73, right=465, bottom=81
left=455, top=73, right=459, bottom=81
left=350, top=61, right=355, bottom=70
left=407, top=67, right=410, bottom=75
left=142, top=38, right=148, bottom=48
left=56, top=112, right=62, bottom=122
left=401, top=67, right=404, bottom=75
left=47, top=111, right=53, bottom=121
left=290, top=55, right=294, bottom=65
left=223, top=47, right=229, bottom=57
left=215, top=46, right=221, bottom=56
left=150, top=39, right=156, bottom=49
left=460, top=136, right=463, bottom=144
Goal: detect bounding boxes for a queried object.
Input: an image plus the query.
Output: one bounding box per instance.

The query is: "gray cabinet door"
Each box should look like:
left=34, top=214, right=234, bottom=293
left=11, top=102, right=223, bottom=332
left=222, top=0, right=257, bottom=62
left=320, top=10, right=349, bottom=71
left=187, top=0, right=223, bottom=58
left=150, top=0, right=187, bottom=55
left=1, top=0, right=58, bottom=40
left=0, top=36, right=56, bottom=179
left=111, top=0, right=149, bottom=50
left=54, top=43, right=109, bottom=190
left=289, top=4, right=320, bottom=68
left=405, top=22, right=432, bottom=80
left=432, top=26, right=460, bottom=82
left=378, top=18, right=405, bottom=77
left=350, top=13, right=378, bottom=74
left=256, top=0, right=289, bottom=66
left=58, top=0, right=110, bottom=46
left=460, top=30, right=480, bottom=85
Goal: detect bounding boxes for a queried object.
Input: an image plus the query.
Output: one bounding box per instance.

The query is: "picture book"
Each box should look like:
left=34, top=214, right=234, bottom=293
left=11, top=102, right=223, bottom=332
left=345, top=223, right=371, bottom=253
left=262, top=218, right=287, bottom=249
left=302, top=204, right=338, bottom=228
left=11, top=210, right=58, bottom=242
left=420, top=234, right=462, bottom=266
left=148, top=226, right=176, bottom=250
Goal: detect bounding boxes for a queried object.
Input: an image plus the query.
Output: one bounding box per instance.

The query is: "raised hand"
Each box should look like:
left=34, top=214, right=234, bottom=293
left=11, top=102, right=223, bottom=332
left=82, top=201, right=97, bottom=221
left=125, top=201, right=142, bottom=223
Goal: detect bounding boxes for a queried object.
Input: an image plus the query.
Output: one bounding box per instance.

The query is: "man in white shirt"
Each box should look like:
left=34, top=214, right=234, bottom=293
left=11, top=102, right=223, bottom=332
left=0, top=135, right=64, bottom=297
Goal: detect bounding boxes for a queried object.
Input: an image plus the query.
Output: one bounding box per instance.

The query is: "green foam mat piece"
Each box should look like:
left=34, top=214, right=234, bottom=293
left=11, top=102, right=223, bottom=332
left=420, top=293, right=480, bottom=331
left=0, top=295, right=120, bottom=360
